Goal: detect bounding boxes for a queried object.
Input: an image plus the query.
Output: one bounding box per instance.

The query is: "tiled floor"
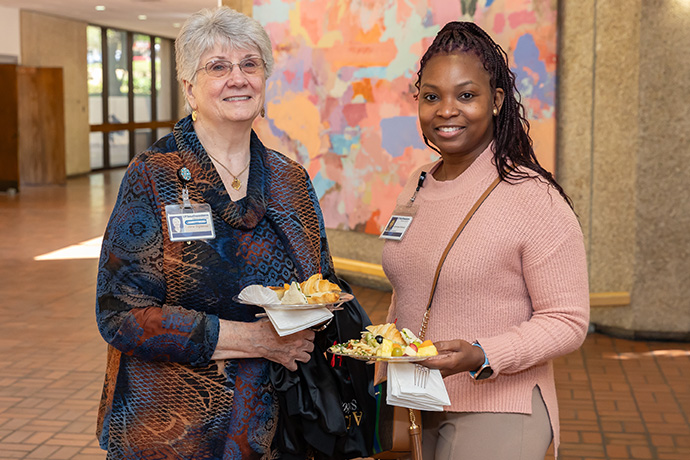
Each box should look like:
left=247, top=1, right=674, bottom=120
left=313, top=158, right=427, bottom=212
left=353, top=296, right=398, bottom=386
left=0, top=171, right=688, bottom=460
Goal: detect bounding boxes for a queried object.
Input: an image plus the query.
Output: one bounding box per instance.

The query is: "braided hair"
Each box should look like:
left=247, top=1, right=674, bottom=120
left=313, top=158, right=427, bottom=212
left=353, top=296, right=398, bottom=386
left=415, top=21, right=573, bottom=208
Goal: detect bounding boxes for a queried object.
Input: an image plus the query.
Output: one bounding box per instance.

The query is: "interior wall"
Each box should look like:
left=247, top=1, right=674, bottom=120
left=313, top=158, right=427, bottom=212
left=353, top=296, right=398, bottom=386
left=20, top=11, right=90, bottom=177
left=221, top=0, right=253, bottom=16
left=0, top=6, right=20, bottom=61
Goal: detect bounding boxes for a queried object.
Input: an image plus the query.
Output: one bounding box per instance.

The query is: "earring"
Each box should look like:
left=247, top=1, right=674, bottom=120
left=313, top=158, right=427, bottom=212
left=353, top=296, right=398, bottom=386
left=260, top=107, right=266, bottom=118
left=192, top=110, right=198, bottom=122
left=493, top=108, right=498, bottom=116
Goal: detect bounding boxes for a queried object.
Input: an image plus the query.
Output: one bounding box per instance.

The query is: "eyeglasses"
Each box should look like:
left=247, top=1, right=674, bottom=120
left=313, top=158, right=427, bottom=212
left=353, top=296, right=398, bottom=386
left=196, top=57, right=265, bottom=78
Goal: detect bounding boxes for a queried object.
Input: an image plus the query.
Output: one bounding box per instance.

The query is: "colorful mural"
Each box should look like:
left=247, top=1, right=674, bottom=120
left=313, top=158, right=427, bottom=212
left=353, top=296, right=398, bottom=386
left=253, top=0, right=557, bottom=234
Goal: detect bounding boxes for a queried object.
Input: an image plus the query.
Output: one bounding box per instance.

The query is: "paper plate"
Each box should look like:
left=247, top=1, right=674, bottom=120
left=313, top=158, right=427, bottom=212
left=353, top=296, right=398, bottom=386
left=233, top=292, right=354, bottom=310
left=327, top=349, right=432, bottom=363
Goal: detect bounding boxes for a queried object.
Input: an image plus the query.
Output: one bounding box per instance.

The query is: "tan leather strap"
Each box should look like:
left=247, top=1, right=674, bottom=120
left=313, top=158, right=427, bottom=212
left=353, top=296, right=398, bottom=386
left=418, top=175, right=502, bottom=340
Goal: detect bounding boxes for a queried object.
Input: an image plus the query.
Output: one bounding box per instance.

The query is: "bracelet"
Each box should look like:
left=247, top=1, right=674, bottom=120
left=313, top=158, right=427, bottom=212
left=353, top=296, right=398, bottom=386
left=469, top=342, right=487, bottom=378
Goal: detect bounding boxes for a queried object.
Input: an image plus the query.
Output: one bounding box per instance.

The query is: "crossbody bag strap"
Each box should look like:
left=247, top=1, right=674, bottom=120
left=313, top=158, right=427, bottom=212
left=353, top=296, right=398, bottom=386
left=417, top=175, right=502, bottom=340
left=403, top=175, right=502, bottom=460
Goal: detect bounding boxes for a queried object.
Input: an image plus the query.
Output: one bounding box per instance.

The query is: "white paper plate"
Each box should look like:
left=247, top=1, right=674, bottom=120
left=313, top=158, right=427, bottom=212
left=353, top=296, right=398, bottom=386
left=327, top=349, right=432, bottom=362
left=233, top=292, right=354, bottom=310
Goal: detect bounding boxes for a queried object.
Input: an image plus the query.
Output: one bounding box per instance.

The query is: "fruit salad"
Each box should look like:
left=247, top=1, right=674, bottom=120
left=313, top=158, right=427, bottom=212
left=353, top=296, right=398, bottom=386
left=329, top=322, right=438, bottom=358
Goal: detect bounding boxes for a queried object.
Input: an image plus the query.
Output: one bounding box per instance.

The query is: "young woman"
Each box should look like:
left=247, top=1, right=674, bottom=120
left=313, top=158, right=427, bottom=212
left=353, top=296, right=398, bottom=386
left=381, top=22, right=590, bottom=460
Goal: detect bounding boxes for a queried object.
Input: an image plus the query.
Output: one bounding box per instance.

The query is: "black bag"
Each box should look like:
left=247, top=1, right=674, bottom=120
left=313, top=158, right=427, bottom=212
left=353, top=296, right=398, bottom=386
left=270, top=276, right=376, bottom=460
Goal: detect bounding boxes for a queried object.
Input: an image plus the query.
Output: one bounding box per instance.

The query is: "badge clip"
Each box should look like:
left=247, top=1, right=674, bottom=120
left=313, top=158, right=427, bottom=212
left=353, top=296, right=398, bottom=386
left=177, top=167, right=193, bottom=210
left=409, top=171, right=427, bottom=203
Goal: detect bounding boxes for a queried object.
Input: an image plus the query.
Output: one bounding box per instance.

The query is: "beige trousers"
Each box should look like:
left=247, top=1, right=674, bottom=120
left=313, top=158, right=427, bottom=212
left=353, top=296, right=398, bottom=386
left=420, top=386, right=553, bottom=460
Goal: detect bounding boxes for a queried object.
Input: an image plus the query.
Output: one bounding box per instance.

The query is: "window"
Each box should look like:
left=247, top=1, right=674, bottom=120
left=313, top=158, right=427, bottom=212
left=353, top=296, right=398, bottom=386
left=109, top=130, right=129, bottom=168
left=87, top=26, right=103, bottom=125
left=90, top=132, right=104, bottom=169
left=133, top=34, right=152, bottom=123
left=107, top=29, right=129, bottom=125
left=88, top=25, right=177, bottom=170
left=155, top=37, right=173, bottom=121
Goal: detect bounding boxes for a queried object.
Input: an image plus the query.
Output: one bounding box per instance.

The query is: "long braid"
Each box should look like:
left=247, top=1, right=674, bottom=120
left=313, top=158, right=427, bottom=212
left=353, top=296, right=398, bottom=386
left=414, top=22, right=573, bottom=209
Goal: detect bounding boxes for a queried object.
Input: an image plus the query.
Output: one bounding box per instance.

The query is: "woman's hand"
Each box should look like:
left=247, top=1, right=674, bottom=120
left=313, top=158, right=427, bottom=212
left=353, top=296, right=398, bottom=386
left=253, top=320, right=316, bottom=371
left=420, top=339, right=485, bottom=378
left=211, top=319, right=315, bottom=371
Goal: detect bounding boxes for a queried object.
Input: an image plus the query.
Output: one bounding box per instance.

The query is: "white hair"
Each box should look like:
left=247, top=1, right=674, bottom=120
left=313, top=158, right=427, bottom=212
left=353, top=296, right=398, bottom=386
left=175, top=6, right=274, bottom=113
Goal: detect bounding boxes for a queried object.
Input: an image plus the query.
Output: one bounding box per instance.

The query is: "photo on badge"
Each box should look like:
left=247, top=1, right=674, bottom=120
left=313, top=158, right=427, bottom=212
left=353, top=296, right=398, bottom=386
left=380, top=215, right=413, bottom=241
left=165, top=204, right=216, bottom=242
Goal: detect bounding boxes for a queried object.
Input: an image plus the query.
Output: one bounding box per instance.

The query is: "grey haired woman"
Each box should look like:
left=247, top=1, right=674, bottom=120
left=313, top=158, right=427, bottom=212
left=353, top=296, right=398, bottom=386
left=94, top=6, right=360, bottom=459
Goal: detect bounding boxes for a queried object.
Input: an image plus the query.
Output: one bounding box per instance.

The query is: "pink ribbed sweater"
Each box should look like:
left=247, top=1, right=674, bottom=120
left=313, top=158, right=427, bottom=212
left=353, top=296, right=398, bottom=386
left=382, top=146, right=590, bottom=456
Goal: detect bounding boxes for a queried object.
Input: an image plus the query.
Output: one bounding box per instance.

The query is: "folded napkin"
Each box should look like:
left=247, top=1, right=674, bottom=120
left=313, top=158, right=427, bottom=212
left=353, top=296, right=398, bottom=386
left=387, top=362, right=450, bottom=411
left=238, top=285, right=281, bottom=304
left=263, top=306, right=333, bottom=337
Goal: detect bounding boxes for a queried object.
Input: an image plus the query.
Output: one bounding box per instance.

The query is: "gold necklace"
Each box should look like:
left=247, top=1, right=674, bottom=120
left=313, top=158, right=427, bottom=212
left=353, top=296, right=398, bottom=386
left=207, top=152, right=250, bottom=190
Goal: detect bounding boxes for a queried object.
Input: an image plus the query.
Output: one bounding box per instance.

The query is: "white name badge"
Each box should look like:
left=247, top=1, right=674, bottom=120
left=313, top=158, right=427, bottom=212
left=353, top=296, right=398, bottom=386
left=165, top=203, right=216, bottom=242
left=380, top=215, right=413, bottom=241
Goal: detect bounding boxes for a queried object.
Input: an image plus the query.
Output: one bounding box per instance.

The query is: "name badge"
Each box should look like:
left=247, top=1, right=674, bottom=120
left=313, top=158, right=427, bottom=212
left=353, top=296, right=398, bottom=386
left=165, top=203, right=216, bottom=242
left=380, top=215, right=413, bottom=241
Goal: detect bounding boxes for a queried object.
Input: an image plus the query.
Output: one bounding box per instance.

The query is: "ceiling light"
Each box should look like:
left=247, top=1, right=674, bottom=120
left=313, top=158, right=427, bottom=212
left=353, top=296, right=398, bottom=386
left=172, top=22, right=181, bottom=28
left=138, top=15, right=148, bottom=20
left=95, top=5, right=106, bottom=11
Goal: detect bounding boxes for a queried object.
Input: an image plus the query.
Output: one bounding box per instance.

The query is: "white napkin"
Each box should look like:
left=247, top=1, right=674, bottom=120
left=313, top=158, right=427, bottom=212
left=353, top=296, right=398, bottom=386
left=263, top=306, right=333, bottom=336
left=387, top=362, right=451, bottom=411
left=238, top=285, right=280, bottom=304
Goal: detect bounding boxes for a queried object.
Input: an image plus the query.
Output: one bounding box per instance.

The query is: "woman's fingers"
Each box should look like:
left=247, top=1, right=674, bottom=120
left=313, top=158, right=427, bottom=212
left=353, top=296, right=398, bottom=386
left=416, top=339, right=479, bottom=377
left=420, top=351, right=458, bottom=370
left=260, top=325, right=316, bottom=369
left=433, top=339, right=464, bottom=353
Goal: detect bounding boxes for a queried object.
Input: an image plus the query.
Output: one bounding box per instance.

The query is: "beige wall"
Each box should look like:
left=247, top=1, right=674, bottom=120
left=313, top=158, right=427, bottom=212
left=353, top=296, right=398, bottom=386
left=559, top=0, right=690, bottom=338
left=0, top=6, right=20, bottom=60
left=20, top=11, right=90, bottom=177
left=221, top=0, right=253, bottom=16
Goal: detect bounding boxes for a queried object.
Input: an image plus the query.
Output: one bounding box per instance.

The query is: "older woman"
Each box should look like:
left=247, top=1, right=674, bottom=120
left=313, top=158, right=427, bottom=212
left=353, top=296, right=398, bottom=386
left=94, top=7, right=372, bottom=459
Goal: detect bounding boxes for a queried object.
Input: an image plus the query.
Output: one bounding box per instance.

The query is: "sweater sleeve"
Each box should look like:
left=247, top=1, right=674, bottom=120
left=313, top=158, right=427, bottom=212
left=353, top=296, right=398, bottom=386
left=477, top=197, right=590, bottom=376
left=95, top=157, right=219, bottom=366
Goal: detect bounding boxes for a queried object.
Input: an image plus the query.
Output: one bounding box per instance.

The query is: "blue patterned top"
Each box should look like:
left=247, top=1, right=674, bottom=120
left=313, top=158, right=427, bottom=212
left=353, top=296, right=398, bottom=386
left=96, top=116, right=334, bottom=459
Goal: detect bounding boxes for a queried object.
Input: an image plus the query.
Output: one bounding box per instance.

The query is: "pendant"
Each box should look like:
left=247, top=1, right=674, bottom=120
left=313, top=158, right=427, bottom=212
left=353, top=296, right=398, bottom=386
left=231, top=177, right=241, bottom=190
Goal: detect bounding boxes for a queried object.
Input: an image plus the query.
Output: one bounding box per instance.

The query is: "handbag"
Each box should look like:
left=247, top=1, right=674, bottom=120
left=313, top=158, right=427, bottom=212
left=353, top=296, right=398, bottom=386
left=371, top=175, right=502, bottom=460
left=372, top=385, right=422, bottom=459
left=271, top=276, right=377, bottom=460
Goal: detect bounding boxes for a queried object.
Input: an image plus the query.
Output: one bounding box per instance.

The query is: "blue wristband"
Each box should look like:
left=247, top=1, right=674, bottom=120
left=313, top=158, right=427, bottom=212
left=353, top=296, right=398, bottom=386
left=469, top=342, right=490, bottom=378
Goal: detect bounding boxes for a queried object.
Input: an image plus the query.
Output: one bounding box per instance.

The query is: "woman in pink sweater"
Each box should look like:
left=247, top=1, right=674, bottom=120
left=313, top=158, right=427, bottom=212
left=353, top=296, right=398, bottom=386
left=381, top=22, right=590, bottom=459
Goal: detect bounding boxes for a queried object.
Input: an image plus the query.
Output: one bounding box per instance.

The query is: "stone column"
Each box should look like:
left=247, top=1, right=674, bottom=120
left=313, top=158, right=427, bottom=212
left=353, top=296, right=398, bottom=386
left=558, top=0, right=690, bottom=339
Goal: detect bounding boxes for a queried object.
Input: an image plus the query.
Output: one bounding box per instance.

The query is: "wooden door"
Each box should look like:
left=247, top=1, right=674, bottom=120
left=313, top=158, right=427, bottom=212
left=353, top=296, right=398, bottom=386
left=0, top=64, right=20, bottom=191
left=17, top=66, right=66, bottom=186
